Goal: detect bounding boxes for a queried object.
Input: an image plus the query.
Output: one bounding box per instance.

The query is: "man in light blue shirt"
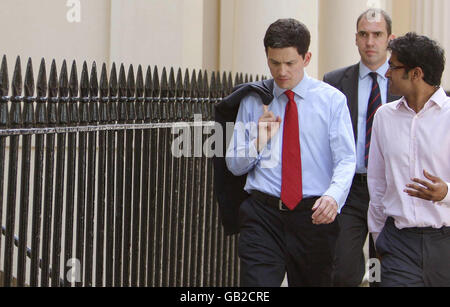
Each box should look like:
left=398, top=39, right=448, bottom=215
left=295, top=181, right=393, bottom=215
left=323, top=8, right=398, bottom=287
left=225, top=18, right=355, bottom=287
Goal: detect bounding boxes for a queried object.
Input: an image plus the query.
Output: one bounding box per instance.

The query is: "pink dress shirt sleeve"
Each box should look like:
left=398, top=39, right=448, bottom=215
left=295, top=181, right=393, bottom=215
left=367, top=111, right=387, bottom=243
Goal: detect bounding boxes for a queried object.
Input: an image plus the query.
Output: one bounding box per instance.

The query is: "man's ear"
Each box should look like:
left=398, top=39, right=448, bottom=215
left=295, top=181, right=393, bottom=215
left=303, top=52, right=312, bottom=67
left=411, top=67, right=424, bottom=81
left=388, top=34, right=396, bottom=42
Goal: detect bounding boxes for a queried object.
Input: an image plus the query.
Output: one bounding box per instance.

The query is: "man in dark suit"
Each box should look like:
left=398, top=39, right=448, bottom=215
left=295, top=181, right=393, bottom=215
left=323, top=8, right=398, bottom=287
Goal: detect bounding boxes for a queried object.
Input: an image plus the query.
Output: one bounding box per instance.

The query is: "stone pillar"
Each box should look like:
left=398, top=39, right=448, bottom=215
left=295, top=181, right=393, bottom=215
left=110, top=0, right=220, bottom=72
left=391, top=0, right=412, bottom=36
left=411, top=0, right=450, bottom=89
left=219, top=0, right=319, bottom=79
left=318, top=0, right=390, bottom=78
left=0, top=0, right=111, bottom=73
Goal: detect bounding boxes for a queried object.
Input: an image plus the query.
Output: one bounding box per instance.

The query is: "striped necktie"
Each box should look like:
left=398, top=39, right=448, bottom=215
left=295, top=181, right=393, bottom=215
left=365, top=72, right=382, bottom=167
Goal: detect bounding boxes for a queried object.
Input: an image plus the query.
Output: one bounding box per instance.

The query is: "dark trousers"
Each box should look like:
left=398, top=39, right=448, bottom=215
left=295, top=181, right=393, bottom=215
left=376, top=217, right=450, bottom=287
left=238, top=193, right=339, bottom=287
left=333, top=176, right=378, bottom=287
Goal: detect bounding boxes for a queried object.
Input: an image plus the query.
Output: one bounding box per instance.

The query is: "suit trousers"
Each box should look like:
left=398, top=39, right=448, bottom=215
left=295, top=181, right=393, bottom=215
left=238, top=193, right=339, bottom=287
left=333, top=176, right=378, bottom=287
left=376, top=217, right=450, bottom=287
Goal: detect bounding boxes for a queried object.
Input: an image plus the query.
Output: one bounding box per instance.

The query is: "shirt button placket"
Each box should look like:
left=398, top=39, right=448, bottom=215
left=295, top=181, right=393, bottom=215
left=410, top=115, right=418, bottom=221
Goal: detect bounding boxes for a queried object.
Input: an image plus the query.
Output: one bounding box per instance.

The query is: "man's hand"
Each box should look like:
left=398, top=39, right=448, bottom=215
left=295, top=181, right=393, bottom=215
left=404, top=169, right=448, bottom=202
left=257, top=105, right=281, bottom=152
left=312, top=196, right=338, bottom=225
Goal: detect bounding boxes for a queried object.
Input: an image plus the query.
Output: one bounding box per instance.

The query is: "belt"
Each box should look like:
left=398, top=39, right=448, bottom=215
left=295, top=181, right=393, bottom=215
left=251, top=190, right=319, bottom=212
left=387, top=217, right=450, bottom=235
left=353, top=173, right=368, bottom=184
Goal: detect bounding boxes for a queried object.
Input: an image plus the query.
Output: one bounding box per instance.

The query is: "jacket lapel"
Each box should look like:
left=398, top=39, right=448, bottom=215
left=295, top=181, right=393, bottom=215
left=340, top=64, right=359, bottom=141
left=338, top=64, right=399, bottom=142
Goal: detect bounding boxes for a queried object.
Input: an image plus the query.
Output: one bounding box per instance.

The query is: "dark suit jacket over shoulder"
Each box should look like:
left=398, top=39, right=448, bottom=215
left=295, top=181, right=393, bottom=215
left=214, top=79, right=274, bottom=235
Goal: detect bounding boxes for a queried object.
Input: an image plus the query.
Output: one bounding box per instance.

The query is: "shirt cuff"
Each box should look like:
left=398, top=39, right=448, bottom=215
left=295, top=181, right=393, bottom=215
left=323, top=188, right=342, bottom=212
left=434, top=182, right=450, bottom=207
left=322, top=191, right=344, bottom=214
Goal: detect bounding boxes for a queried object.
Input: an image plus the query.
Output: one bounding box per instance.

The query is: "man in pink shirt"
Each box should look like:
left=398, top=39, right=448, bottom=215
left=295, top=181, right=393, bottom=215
left=367, top=32, right=450, bottom=286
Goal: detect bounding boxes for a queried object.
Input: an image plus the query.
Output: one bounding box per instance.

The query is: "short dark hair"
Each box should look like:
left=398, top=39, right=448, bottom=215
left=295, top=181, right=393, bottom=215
left=357, top=8, right=392, bottom=36
left=388, top=32, right=445, bottom=87
left=264, top=18, right=311, bottom=57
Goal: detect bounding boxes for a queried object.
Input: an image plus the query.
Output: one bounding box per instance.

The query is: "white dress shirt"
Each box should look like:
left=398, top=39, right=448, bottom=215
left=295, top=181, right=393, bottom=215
left=368, top=87, right=450, bottom=242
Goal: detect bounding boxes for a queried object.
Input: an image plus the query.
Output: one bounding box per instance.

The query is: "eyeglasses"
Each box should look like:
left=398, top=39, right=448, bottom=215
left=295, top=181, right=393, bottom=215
left=388, top=64, right=406, bottom=71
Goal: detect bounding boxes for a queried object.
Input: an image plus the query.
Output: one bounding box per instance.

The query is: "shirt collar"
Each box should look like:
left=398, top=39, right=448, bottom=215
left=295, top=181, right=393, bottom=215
left=273, top=71, right=310, bottom=100
left=359, top=60, right=389, bottom=81
left=395, top=87, right=448, bottom=110
left=429, top=87, right=448, bottom=108
left=394, top=97, right=408, bottom=110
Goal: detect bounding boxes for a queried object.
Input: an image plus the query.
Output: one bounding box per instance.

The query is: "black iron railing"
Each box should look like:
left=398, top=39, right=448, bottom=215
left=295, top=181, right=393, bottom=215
left=0, top=55, right=261, bottom=287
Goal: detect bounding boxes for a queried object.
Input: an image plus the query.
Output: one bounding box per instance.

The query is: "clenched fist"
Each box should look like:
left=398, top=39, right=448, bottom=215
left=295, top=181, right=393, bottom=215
left=257, top=105, right=282, bottom=152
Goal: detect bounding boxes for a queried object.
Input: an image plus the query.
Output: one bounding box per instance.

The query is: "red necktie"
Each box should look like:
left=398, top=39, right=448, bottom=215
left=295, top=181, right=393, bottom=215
left=281, top=90, right=303, bottom=210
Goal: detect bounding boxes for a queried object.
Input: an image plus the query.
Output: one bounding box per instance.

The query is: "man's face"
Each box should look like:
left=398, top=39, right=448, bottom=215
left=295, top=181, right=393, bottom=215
left=356, top=15, right=393, bottom=69
left=267, top=47, right=311, bottom=90
left=385, top=53, right=410, bottom=96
